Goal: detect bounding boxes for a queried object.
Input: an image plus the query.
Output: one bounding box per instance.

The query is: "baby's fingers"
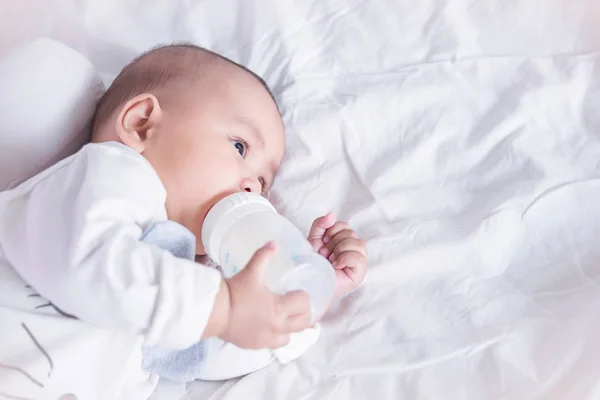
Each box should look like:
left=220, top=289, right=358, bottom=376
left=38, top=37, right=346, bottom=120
left=243, top=241, right=277, bottom=279
left=333, top=251, right=368, bottom=279
left=319, top=230, right=356, bottom=258
left=279, top=290, right=311, bottom=318
left=322, top=221, right=350, bottom=244
left=273, top=291, right=311, bottom=335
left=285, top=311, right=312, bottom=333
left=307, top=212, right=336, bottom=251
left=328, top=237, right=367, bottom=263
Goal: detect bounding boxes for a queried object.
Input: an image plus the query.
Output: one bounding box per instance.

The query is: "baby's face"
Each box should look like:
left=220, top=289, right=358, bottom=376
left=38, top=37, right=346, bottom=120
left=142, top=67, right=285, bottom=254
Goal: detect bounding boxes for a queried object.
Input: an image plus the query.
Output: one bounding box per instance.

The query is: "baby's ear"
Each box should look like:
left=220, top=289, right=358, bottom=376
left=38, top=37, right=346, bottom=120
left=115, top=93, right=162, bottom=153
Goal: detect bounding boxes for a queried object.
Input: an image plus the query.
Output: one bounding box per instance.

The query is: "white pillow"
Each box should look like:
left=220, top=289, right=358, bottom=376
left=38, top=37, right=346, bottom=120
left=0, top=38, right=104, bottom=191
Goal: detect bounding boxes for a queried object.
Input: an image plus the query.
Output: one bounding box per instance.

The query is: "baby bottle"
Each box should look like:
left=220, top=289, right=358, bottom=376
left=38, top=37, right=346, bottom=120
left=201, top=192, right=335, bottom=320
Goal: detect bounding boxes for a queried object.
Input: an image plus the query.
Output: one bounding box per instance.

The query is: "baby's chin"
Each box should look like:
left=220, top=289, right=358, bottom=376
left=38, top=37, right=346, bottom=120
left=194, top=254, right=207, bottom=262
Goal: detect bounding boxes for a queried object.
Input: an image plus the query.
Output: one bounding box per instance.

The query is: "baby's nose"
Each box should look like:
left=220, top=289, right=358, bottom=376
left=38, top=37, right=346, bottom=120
left=240, top=177, right=261, bottom=194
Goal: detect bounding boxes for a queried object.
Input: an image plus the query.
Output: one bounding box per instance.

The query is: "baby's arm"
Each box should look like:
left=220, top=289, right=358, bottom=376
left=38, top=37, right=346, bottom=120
left=1, top=144, right=218, bottom=349
left=2, top=143, right=309, bottom=350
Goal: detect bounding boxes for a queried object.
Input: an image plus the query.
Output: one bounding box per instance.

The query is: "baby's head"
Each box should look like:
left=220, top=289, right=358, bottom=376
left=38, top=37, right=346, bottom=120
left=91, top=44, right=285, bottom=254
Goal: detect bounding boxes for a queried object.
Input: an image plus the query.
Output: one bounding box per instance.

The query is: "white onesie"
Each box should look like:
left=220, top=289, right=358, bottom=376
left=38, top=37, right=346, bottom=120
left=0, top=142, right=317, bottom=400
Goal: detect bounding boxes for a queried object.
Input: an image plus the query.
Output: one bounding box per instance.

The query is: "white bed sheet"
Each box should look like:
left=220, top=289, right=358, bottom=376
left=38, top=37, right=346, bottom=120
left=3, top=0, right=600, bottom=399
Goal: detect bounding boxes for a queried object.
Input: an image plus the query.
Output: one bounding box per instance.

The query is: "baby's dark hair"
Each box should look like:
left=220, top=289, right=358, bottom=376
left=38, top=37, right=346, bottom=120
left=91, top=44, right=277, bottom=135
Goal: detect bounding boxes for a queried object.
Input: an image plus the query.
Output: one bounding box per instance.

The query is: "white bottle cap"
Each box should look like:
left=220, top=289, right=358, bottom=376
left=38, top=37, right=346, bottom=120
left=201, top=192, right=276, bottom=263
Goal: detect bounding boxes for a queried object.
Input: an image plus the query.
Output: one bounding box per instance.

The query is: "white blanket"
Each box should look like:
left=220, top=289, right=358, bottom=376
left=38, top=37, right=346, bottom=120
left=3, top=0, right=600, bottom=399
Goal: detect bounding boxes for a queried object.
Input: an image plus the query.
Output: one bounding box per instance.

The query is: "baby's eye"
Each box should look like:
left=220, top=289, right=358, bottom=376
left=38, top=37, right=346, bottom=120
left=231, top=139, right=247, bottom=157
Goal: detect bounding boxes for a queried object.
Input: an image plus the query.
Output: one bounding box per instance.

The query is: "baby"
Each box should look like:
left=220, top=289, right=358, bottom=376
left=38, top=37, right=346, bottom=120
left=0, top=44, right=367, bottom=399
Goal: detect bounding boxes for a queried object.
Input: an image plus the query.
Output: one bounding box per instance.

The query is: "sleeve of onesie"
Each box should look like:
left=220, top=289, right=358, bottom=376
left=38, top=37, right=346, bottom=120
left=0, top=142, right=222, bottom=349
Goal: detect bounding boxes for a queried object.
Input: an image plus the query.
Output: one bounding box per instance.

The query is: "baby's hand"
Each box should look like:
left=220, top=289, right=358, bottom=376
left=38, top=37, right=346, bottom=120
left=217, top=242, right=312, bottom=349
left=307, top=213, right=368, bottom=300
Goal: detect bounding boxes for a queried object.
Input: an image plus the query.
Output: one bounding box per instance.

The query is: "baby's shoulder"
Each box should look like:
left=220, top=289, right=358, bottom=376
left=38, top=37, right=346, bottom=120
left=5, top=141, right=162, bottom=200
left=67, top=141, right=160, bottom=184
left=76, top=141, right=165, bottom=195
left=81, top=141, right=148, bottom=167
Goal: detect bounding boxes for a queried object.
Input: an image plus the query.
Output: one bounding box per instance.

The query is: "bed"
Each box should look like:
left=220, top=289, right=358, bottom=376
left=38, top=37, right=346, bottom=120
left=2, top=0, right=600, bottom=398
